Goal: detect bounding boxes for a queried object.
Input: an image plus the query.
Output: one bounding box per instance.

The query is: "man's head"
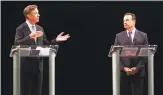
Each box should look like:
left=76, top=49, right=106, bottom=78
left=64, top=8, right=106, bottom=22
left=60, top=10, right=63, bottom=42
left=123, top=12, right=136, bottom=30
left=23, top=5, right=40, bottom=24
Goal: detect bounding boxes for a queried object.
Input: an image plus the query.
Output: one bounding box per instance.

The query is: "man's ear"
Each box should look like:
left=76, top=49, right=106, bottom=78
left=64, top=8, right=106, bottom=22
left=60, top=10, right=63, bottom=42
left=26, top=14, right=31, bottom=19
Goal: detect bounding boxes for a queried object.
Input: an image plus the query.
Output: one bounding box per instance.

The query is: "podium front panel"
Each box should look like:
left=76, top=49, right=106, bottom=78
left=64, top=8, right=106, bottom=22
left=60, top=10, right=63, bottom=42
left=121, top=47, right=138, bottom=56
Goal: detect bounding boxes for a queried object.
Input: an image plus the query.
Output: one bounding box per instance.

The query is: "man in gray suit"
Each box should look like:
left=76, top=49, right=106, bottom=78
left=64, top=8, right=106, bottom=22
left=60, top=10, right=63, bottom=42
left=14, top=5, right=70, bottom=95
left=114, top=12, right=148, bottom=95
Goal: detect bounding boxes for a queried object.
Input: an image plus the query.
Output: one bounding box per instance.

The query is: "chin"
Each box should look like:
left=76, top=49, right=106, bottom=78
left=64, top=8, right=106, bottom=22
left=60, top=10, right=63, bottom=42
left=36, top=20, right=39, bottom=23
left=124, top=26, right=129, bottom=29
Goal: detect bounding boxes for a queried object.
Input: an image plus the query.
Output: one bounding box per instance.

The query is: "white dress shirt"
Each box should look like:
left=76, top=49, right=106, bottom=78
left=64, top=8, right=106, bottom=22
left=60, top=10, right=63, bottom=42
left=26, top=20, right=37, bottom=43
left=126, top=27, right=136, bottom=42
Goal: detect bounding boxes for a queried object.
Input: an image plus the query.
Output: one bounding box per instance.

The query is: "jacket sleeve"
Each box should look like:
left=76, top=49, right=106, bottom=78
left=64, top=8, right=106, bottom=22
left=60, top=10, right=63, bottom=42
left=136, top=33, right=149, bottom=72
left=114, top=34, right=125, bottom=71
left=14, top=27, right=31, bottom=45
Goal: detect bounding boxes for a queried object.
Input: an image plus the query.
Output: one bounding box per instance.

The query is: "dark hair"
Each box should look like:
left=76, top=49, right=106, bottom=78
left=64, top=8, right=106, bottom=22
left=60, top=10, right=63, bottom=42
left=124, top=12, right=136, bottom=21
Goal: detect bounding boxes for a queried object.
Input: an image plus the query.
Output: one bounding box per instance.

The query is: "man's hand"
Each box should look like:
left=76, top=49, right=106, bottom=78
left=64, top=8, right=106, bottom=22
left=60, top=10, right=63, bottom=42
left=29, top=31, right=43, bottom=39
left=124, top=67, right=137, bottom=75
left=130, top=67, right=137, bottom=75
left=124, top=67, right=132, bottom=73
left=35, top=31, right=43, bottom=37
left=29, top=32, right=37, bottom=39
left=56, top=32, right=70, bottom=42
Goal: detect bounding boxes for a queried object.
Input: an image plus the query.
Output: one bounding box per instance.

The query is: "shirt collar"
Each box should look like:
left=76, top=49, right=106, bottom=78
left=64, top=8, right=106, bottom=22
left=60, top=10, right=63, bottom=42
left=126, top=27, right=136, bottom=35
left=26, top=20, right=36, bottom=28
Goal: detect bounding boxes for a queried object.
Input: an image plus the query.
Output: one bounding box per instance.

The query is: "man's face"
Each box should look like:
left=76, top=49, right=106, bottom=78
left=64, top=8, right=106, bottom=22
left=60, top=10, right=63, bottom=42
left=123, top=15, right=135, bottom=30
left=27, top=8, right=40, bottom=23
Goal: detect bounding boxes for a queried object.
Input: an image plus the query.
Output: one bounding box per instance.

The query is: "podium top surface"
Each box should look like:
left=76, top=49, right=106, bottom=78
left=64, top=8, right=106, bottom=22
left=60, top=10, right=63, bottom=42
left=10, top=45, right=59, bottom=57
left=108, top=45, right=157, bottom=57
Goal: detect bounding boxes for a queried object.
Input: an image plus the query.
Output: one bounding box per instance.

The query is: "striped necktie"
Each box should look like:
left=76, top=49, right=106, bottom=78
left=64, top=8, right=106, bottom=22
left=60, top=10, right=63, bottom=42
left=31, top=25, right=37, bottom=44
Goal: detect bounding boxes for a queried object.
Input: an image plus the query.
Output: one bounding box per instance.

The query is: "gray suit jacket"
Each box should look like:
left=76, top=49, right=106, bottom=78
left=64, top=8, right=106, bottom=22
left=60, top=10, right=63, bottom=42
left=114, top=29, right=148, bottom=77
left=15, top=22, right=58, bottom=45
left=14, top=22, right=58, bottom=72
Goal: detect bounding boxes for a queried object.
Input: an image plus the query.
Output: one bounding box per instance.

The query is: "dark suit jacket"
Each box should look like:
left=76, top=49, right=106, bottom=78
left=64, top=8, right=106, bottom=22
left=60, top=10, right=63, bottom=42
left=14, top=22, right=58, bottom=72
left=114, top=29, right=148, bottom=77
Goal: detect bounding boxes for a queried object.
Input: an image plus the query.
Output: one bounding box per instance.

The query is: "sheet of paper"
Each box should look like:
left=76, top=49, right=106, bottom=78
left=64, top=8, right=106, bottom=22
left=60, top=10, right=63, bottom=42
left=36, top=47, right=51, bottom=56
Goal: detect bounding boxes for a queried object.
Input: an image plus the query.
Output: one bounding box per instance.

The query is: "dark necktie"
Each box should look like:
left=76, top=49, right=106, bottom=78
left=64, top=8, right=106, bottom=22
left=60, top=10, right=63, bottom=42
left=128, top=32, right=132, bottom=45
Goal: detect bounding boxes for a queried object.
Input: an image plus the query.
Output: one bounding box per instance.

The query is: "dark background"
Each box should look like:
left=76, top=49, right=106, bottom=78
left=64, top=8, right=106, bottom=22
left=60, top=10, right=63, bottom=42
left=2, top=1, right=163, bottom=95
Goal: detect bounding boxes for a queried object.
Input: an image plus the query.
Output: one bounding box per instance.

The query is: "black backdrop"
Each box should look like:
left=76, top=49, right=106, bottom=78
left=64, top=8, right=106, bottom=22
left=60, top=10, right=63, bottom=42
left=2, top=1, right=163, bottom=95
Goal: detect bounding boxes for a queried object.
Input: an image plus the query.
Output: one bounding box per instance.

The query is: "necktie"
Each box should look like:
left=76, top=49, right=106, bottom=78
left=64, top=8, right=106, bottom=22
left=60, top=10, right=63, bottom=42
left=31, top=25, right=37, bottom=44
left=128, top=32, right=132, bottom=45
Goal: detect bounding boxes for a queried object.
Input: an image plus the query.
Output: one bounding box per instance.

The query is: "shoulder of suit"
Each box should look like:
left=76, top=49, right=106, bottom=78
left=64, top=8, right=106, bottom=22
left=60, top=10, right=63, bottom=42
left=16, top=22, right=26, bottom=30
left=116, top=31, right=126, bottom=36
left=116, top=29, right=147, bottom=36
left=136, top=29, right=147, bottom=35
left=35, top=24, right=43, bottom=28
left=16, top=22, right=43, bottom=30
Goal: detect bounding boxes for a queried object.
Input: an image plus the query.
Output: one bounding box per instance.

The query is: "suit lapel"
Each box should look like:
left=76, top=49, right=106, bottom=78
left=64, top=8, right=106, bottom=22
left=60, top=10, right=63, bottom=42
left=123, top=31, right=131, bottom=45
left=133, top=29, right=139, bottom=45
left=24, top=22, right=31, bottom=35
left=35, top=25, right=43, bottom=45
left=35, top=25, right=39, bottom=45
left=123, top=29, right=139, bottom=45
left=24, top=22, right=37, bottom=45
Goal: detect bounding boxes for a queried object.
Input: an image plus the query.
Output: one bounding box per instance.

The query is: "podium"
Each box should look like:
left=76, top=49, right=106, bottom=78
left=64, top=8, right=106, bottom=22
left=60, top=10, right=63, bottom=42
left=10, top=45, right=59, bottom=95
left=108, top=45, right=157, bottom=95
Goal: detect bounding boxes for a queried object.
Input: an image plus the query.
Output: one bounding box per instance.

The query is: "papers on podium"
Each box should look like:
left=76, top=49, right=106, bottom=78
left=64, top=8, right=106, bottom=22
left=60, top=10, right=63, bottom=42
left=36, top=46, right=51, bottom=56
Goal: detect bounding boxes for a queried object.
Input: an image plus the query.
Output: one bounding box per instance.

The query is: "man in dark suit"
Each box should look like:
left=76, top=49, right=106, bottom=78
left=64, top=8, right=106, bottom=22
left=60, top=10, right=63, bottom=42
left=114, top=12, right=148, bottom=95
left=14, top=5, right=70, bottom=95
